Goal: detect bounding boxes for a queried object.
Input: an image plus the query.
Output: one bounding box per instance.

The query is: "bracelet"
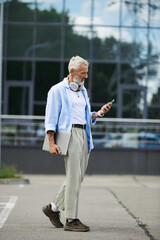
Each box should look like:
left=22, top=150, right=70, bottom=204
left=98, top=110, right=104, bottom=117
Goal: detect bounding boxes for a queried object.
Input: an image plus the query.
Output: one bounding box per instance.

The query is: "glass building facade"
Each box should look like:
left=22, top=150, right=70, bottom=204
left=2, top=0, right=160, bottom=118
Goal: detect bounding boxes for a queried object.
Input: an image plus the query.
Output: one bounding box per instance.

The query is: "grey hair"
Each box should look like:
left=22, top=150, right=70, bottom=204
left=68, top=56, right=89, bottom=73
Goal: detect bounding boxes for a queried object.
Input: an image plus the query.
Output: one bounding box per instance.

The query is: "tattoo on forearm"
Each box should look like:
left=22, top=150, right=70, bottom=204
left=47, top=131, right=55, bottom=144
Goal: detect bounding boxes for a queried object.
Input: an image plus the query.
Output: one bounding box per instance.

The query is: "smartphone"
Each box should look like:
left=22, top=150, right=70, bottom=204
left=111, top=99, right=115, bottom=103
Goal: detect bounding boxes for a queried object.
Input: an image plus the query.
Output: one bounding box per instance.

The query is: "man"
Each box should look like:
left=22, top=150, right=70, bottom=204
left=42, top=56, right=112, bottom=232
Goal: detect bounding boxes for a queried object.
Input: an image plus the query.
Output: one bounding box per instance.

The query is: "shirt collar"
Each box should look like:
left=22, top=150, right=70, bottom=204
left=63, top=77, right=70, bottom=88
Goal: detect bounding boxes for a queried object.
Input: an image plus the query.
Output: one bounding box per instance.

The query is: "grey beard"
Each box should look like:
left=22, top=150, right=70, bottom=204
left=73, top=77, right=84, bottom=88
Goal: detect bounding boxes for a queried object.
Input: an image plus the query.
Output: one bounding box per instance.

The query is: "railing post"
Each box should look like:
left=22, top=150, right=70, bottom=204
left=0, top=0, right=4, bottom=173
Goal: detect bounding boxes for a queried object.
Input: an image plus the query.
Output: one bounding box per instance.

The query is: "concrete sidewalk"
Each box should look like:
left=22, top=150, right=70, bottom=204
left=0, top=175, right=160, bottom=240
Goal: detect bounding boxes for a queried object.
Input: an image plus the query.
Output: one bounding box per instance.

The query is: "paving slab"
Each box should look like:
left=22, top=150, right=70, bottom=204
left=0, top=175, right=159, bottom=240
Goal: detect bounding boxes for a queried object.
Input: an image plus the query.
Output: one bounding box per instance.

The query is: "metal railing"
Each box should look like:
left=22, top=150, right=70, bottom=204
left=1, top=115, right=160, bottom=149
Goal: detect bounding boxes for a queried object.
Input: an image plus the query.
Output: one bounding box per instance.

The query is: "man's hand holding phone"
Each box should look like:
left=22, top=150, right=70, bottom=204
left=98, top=99, right=115, bottom=116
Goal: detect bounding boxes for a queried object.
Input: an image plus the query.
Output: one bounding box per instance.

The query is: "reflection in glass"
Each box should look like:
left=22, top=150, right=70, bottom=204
left=94, top=0, right=119, bottom=26
left=120, top=63, right=147, bottom=118
left=36, top=26, right=61, bottom=58
left=121, top=63, right=140, bottom=85
left=92, top=63, right=117, bottom=117
left=120, top=63, right=138, bottom=85
left=7, top=61, right=32, bottom=81
left=37, top=0, right=63, bottom=12
left=148, top=106, right=160, bottom=119
left=122, top=89, right=143, bottom=118
left=35, top=62, right=60, bottom=101
left=37, top=0, right=63, bottom=22
left=66, top=0, right=91, bottom=25
left=92, top=63, right=117, bottom=103
left=7, top=25, right=33, bottom=57
left=2, top=0, right=160, bottom=119
left=121, top=28, right=148, bottom=61
left=64, top=26, right=90, bottom=59
left=147, top=63, right=160, bottom=105
left=148, top=62, right=160, bottom=119
left=9, top=87, right=29, bottom=115
left=34, top=105, right=45, bottom=116
left=4, top=0, right=34, bottom=22
left=149, top=29, right=160, bottom=62
left=121, top=60, right=160, bottom=118
left=122, top=0, right=148, bottom=26
left=92, top=27, right=119, bottom=60
left=150, top=1, right=160, bottom=27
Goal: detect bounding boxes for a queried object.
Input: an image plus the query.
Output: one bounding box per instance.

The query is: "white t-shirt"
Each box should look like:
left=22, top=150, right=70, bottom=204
left=70, top=89, right=87, bottom=125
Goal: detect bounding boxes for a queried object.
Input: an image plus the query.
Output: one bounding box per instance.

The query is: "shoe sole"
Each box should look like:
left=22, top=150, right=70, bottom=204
left=64, top=226, right=90, bottom=232
left=42, top=207, right=63, bottom=228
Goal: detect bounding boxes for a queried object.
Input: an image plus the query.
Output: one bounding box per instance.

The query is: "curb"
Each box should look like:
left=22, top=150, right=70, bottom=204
left=0, top=178, right=30, bottom=185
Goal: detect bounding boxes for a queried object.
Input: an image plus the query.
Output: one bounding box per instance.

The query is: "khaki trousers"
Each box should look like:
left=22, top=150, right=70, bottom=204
left=53, top=127, right=89, bottom=219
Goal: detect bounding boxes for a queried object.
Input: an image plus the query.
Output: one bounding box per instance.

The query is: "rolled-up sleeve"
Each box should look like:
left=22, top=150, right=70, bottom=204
left=90, top=112, right=96, bottom=125
left=45, top=87, right=61, bottom=133
left=84, top=93, right=97, bottom=126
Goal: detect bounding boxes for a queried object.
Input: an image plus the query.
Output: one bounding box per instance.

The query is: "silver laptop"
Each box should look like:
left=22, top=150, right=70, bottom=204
left=42, top=130, right=71, bottom=155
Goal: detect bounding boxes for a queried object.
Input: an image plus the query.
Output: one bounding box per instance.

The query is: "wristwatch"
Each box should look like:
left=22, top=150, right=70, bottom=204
left=98, top=110, right=104, bottom=117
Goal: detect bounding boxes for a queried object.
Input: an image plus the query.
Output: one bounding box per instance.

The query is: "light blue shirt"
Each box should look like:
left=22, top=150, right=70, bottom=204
left=45, top=77, right=96, bottom=152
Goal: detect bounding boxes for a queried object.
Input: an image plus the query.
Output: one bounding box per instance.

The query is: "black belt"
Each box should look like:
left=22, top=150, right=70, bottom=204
left=72, top=124, right=86, bottom=129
